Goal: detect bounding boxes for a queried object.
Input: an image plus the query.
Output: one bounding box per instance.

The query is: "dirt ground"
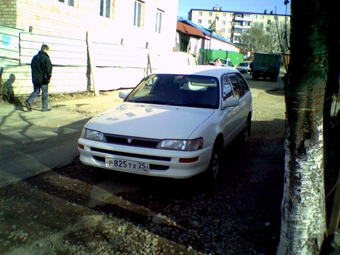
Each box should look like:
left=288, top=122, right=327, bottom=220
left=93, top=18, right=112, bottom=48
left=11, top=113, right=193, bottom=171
left=0, top=76, right=288, bottom=254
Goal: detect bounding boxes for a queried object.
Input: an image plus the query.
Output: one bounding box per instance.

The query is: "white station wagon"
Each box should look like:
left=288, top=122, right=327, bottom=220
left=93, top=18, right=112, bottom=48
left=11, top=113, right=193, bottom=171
left=78, top=66, right=252, bottom=180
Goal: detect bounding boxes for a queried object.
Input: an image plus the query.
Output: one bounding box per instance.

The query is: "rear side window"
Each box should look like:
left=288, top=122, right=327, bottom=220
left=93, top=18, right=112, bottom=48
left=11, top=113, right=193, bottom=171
left=228, top=75, right=242, bottom=99
left=227, top=73, right=249, bottom=99
left=235, top=73, right=250, bottom=95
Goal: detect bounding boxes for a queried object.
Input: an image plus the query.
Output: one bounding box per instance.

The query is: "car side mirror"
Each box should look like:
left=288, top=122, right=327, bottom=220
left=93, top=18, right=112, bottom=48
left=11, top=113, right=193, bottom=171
left=119, top=90, right=132, bottom=100
left=222, top=97, right=239, bottom=109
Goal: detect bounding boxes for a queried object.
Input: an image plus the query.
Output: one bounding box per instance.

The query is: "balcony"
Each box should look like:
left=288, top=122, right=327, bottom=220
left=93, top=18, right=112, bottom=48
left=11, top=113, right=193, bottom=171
left=232, top=37, right=240, bottom=43
left=233, top=22, right=252, bottom=29
left=233, top=24, right=243, bottom=29
left=233, top=14, right=252, bottom=22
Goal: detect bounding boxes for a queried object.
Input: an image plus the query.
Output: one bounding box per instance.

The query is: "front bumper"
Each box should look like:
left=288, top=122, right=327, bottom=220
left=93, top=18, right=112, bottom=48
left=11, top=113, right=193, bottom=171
left=78, top=138, right=213, bottom=179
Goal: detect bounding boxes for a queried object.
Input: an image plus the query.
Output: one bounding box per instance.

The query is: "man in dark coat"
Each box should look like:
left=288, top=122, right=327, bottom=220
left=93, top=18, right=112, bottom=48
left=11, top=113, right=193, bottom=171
left=25, top=44, right=53, bottom=111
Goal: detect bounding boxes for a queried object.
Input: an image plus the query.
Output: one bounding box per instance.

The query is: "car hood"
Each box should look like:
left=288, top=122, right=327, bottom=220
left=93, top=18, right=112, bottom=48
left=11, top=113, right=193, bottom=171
left=85, top=103, right=215, bottom=139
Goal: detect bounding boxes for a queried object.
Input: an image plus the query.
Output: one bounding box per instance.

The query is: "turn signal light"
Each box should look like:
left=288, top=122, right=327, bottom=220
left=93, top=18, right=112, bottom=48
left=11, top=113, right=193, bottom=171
left=179, top=156, right=199, bottom=163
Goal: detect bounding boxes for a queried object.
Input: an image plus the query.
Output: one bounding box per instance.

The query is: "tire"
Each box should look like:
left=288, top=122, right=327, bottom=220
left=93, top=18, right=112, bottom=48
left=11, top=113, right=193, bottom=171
left=207, top=144, right=221, bottom=181
left=240, top=116, right=251, bottom=144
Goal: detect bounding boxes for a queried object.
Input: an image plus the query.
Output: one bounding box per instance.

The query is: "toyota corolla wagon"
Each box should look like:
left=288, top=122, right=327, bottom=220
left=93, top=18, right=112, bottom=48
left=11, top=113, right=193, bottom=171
left=78, top=66, right=252, bottom=180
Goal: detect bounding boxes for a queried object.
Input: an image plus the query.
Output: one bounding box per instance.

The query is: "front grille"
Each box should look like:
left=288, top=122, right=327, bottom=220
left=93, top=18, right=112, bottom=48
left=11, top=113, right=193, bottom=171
left=91, top=147, right=171, bottom=162
left=104, top=134, right=160, bottom=148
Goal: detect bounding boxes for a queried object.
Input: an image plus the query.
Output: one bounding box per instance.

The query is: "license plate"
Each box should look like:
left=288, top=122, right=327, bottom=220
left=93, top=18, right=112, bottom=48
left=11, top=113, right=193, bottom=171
left=105, top=158, right=149, bottom=173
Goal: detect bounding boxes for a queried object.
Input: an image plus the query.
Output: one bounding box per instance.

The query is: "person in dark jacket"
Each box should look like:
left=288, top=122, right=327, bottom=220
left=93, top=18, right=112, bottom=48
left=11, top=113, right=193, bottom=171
left=25, top=44, right=53, bottom=111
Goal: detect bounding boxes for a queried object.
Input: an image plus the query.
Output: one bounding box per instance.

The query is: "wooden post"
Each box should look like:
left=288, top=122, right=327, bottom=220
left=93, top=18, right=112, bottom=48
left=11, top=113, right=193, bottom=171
left=147, top=53, right=152, bottom=75
left=86, top=31, right=99, bottom=96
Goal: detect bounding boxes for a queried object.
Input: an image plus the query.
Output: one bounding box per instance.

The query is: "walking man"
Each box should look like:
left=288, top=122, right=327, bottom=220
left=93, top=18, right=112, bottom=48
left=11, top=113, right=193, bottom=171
left=25, top=44, right=53, bottom=111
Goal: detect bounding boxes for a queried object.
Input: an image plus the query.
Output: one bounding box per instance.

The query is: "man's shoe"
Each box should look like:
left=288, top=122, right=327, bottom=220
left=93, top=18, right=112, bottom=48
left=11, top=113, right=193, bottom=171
left=25, top=101, right=32, bottom=111
left=42, top=108, right=51, bottom=112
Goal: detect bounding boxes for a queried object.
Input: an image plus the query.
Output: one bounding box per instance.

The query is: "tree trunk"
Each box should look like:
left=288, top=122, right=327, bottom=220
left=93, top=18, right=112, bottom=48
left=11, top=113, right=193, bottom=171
left=277, top=0, right=328, bottom=254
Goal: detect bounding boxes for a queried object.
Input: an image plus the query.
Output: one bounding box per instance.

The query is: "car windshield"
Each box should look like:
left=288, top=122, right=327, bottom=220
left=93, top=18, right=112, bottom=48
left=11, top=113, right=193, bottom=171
left=239, top=63, right=249, bottom=66
left=125, top=74, right=220, bottom=109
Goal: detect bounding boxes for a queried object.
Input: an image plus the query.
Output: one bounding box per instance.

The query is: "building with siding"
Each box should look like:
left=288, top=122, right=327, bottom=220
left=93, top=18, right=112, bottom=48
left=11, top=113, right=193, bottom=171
left=0, top=0, right=181, bottom=95
left=0, top=0, right=178, bottom=51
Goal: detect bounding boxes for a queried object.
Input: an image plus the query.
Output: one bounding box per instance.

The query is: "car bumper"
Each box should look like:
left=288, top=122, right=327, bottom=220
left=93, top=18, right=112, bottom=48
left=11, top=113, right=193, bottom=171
left=237, top=68, right=249, bottom=73
left=78, top=138, right=213, bottom=179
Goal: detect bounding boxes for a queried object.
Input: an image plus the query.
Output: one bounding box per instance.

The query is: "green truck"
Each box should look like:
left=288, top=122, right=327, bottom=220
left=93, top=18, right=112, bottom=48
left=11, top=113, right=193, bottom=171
left=251, top=53, right=282, bottom=81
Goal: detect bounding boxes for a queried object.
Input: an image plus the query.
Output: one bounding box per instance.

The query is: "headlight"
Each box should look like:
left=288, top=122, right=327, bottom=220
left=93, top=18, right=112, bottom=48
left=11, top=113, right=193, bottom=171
left=157, top=138, right=203, bottom=151
left=81, top=128, right=107, bottom=142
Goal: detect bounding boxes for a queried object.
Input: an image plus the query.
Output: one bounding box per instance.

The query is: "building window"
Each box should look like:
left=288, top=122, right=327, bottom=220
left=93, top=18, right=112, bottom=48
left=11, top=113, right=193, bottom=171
left=59, top=0, right=74, bottom=6
left=221, top=28, right=225, bottom=32
left=100, top=0, right=111, bottom=18
left=223, top=13, right=226, bottom=17
left=222, top=21, right=226, bottom=25
left=198, top=19, right=202, bottom=24
left=199, top=11, right=202, bottom=16
left=208, top=20, right=212, bottom=24
left=209, top=12, right=212, bottom=16
left=134, top=1, right=143, bottom=27
left=155, top=9, right=163, bottom=33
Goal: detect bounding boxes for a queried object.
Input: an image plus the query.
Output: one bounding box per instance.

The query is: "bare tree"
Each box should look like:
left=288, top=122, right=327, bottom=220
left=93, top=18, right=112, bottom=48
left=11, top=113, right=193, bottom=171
left=239, top=26, right=273, bottom=55
left=277, top=0, right=329, bottom=254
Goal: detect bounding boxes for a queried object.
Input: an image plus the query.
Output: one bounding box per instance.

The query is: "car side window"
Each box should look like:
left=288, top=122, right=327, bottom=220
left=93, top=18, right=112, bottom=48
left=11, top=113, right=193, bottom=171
left=222, top=75, right=233, bottom=100
left=235, top=73, right=249, bottom=95
left=228, top=74, right=242, bottom=99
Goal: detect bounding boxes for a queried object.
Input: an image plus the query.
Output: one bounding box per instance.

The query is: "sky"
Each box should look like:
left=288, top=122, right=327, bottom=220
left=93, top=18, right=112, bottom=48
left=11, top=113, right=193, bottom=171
left=177, top=0, right=291, bottom=18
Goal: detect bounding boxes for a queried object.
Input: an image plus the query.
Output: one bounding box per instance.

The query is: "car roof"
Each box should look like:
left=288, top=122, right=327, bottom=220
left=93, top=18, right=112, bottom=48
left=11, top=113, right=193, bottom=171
left=152, top=65, right=239, bottom=77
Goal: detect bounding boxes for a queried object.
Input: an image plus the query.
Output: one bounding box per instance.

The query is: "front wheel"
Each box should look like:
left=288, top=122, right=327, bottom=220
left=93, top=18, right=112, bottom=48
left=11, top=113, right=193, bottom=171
left=240, top=117, right=251, bottom=144
left=206, top=144, right=221, bottom=181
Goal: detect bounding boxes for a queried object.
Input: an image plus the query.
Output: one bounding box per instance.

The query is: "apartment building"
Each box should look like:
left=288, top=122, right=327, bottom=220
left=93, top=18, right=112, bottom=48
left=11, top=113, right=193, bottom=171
left=0, top=0, right=178, bottom=51
left=189, top=7, right=290, bottom=45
